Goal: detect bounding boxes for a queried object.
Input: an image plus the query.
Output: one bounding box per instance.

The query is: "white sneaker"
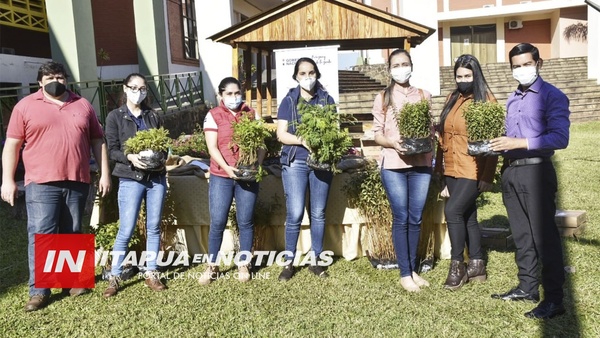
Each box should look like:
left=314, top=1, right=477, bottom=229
left=237, top=265, right=251, bottom=282
left=198, top=265, right=219, bottom=285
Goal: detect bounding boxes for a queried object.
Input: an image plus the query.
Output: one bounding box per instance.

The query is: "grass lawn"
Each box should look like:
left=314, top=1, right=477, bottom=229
left=1, top=122, right=599, bottom=337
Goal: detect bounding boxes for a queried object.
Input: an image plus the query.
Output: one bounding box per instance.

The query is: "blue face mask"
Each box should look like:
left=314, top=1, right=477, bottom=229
left=224, top=96, right=242, bottom=110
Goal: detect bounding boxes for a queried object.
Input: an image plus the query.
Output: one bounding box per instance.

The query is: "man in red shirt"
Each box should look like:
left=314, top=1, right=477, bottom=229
left=1, top=61, right=111, bottom=312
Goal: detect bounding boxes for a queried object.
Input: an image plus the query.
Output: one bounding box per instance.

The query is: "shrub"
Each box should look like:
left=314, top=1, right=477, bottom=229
left=171, top=124, right=209, bottom=158
left=463, top=101, right=505, bottom=142
left=397, top=99, right=432, bottom=139
left=124, top=127, right=172, bottom=154
left=295, top=101, right=353, bottom=171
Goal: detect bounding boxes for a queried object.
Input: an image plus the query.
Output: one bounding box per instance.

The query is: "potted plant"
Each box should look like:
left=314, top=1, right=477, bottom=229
left=124, top=127, right=173, bottom=171
left=295, top=101, right=353, bottom=172
left=231, top=115, right=271, bottom=182
left=342, top=160, right=395, bottom=265
left=171, top=124, right=209, bottom=158
left=396, top=99, right=433, bottom=155
left=463, top=101, right=505, bottom=156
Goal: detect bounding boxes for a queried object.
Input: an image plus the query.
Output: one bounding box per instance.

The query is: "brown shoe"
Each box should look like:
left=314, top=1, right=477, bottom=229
left=103, top=276, right=121, bottom=298
left=24, top=294, right=49, bottom=312
left=198, top=265, right=219, bottom=285
left=68, top=288, right=89, bottom=297
left=444, top=260, right=467, bottom=291
left=145, top=271, right=167, bottom=291
left=467, top=259, right=487, bottom=282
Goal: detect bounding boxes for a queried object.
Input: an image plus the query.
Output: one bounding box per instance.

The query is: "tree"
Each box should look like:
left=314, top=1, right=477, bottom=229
left=563, top=22, right=588, bottom=42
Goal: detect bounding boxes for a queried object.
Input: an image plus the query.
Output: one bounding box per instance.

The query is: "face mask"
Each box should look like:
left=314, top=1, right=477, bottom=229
left=457, top=81, right=474, bottom=94
left=224, top=96, right=242, bottom=110
left=390, top=66, right=412, bottom=84
left=299, top=77, right=317, bottom=91
left=513, top=65, right=538, bottom=86
left=126, top=90, right=147, bottom=105
left=44, top=81, right=67, bottom=97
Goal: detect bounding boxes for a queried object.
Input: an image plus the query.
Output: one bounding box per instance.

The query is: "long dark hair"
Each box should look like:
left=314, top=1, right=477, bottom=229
left=381, top=49, right=413, bottom=109
left=217, top=77, right=242, bottom=95
left=118, top=73, right=152, bottom=110
left=292, top=57, right=322, bottom=81
left=438, top=54, right=492, bottom=135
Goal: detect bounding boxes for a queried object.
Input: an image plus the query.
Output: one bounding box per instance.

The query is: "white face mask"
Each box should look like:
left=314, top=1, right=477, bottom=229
left=126, top=90, right=146, bottom=105
left=224, top=96, right=242, bottom=110
left=299, top=77, right=317, bottom=91
left=390, top=66, right=412, bottom=84
left=512, top=65, right=538, bottom=86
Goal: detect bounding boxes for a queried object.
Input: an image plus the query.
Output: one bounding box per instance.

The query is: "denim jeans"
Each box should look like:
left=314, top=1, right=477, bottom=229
left=111, top=176, right=166, bottom=276
left=26, top=181, right=90, bottom=296
left=380, top=167, right=432, bottom=277
left=281, top=160, right=333, bottom=260
left=207, top=175, right=258, bottom=264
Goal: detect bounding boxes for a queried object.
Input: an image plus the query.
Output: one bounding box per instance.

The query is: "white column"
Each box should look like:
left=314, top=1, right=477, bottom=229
left=496, top=17, right=506, bottom=63
left=399, top=0, right=441, bottom=95
left=589, top=5, right=600, bottom=82
left=45, top=0, right=97, bottom=83
left=133, top=0, right=169, bottom=76
left=196, top=0, right=235, bottom=106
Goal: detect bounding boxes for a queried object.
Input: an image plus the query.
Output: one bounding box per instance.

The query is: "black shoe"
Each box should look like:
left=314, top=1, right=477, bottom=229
left=491, top=287, right=540, bottom=302
left=525, top=301, right=566, bottom=319
left=278, top=265, right=295, bottom=281
left=308, top=265, right=329, bottom=278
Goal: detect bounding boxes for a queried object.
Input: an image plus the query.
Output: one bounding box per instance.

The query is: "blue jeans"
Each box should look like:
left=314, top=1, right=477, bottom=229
left=380, top=167, right=432, bottom=277
left=281, top=160, right=333, bottom=260
left=207, top=175, right=258, bottom=264
left=111, top=176, right=166, bottom=276
left=26, top=181, right=90, bottom=296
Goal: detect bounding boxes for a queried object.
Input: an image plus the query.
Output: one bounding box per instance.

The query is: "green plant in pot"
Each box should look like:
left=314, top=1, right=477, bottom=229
left=124, top=127, right=173, bottom=171
left=463, top=101, right=505, bottom=156
left=231, top=115, right=271, bottom=182
left=396, top=99, right=433, bottom=155
left=171, top=124, right=209, bottom=158
left=295, top=101, right=353, bottom=172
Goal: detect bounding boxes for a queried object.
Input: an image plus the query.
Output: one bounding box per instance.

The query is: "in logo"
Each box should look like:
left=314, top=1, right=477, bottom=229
left=34, top=234, right=95, bottom=288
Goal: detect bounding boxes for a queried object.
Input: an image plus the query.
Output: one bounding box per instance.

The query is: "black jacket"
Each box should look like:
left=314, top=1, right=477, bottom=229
left=105, top=105, right=165, bottom=180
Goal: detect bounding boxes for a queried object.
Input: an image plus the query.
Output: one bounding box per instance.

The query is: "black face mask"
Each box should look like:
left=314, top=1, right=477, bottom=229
left=44, top=81, right=67, bottom=97
left=457, top=81, right=474, bottom=94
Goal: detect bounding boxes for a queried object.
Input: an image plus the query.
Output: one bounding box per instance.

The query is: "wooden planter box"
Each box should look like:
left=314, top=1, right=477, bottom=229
left=555, top=210, right=587, bottom=237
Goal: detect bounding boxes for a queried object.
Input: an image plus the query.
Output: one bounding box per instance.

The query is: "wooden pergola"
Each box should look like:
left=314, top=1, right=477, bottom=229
left=208, top=0, right=435, bottom=117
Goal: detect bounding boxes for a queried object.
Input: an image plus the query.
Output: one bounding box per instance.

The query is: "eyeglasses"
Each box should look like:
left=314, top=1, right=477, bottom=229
left=126, top=85, right=147, bottom=93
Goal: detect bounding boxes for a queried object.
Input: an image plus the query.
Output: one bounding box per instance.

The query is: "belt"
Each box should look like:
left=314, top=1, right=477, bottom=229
left=507, top=157, right=550, bottom=167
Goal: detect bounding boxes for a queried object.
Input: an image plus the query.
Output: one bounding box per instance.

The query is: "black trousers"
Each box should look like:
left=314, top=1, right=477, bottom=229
left=444, top=176, right=483, bottom=262
left=501, top=161, right=564, bottom=303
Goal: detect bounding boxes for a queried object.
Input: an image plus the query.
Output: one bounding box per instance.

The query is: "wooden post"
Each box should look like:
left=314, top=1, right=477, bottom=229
left=254, top=47, right=263, bottom=117
left=232, top=45, right=239, bottom=79
left=265, top=50, right=273, bottom=118
left=244, top=48, right=252, bottom=106
left=404, top=37, right=411, bottom=51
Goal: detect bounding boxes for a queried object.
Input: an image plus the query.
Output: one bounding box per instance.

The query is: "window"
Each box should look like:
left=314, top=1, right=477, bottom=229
left=182, top=0, right=198, bottom=60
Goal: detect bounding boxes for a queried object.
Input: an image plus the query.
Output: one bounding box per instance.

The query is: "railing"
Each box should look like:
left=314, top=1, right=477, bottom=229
left=0, top=71, right=204, bottom=140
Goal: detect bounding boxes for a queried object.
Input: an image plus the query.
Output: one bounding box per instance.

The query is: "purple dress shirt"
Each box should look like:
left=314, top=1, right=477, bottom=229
left=504, top=76, right=570, bottom=159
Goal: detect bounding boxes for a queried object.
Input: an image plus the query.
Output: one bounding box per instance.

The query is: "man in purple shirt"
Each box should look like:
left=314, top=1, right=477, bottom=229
left=490, top=43, right=570, bottom=319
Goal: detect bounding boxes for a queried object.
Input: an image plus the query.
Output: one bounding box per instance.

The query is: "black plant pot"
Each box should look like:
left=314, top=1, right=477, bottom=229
left=467, top=140, right=501, bottom=156
left=401, top=137, right=433, bottom=155
left=236, top=163, right=259, bottom=182
left=306, top=156, right=332, bottom=171
left=139, top=150, right=166, bottom=171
